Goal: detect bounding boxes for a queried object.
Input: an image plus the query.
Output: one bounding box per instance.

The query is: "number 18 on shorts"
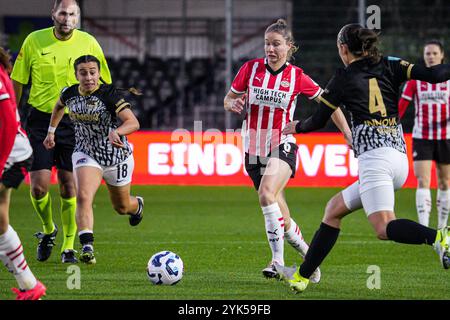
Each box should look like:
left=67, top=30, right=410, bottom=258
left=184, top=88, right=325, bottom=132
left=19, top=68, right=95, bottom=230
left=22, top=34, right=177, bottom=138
left=72, top=151, right=134, bottom=186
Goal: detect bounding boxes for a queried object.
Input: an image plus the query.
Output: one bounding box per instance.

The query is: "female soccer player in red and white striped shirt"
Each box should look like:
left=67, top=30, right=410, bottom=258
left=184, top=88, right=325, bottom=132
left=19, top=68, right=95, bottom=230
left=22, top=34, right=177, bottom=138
left=0, top=47, right=46, bottom=299
left=398, top=40, right=450, bottom=229
left=224, top=19, right=351, bottom=281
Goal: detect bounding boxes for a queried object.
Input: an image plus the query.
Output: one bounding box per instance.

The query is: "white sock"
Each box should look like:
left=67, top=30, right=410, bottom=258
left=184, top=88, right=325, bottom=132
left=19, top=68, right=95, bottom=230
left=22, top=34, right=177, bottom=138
left=437, top=189, right=450, bottom=229
left=0, top=225, right=37, bottom=290
left=416, top=188, right=431, bottom=226
left=261, top=203, right=284, bottom=266
left=284, top=218, right=310, bottom=257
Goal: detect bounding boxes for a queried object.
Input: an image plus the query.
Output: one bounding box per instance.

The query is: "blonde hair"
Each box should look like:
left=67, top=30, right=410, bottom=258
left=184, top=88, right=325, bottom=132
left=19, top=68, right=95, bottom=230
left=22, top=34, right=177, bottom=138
left=265, top=19, right=298, bottom=60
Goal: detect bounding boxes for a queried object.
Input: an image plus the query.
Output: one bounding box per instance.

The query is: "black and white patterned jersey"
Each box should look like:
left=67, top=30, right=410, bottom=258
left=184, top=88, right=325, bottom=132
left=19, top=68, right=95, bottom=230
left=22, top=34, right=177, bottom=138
left=308, top=56, right=412, bottom=157
left=60, top=84, right=132, bottom=166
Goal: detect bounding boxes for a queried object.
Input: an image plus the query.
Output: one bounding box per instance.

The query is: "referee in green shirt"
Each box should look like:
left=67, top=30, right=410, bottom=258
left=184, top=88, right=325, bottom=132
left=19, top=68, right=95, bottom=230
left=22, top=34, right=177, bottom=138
left=11, top=0, right=112, bottom=264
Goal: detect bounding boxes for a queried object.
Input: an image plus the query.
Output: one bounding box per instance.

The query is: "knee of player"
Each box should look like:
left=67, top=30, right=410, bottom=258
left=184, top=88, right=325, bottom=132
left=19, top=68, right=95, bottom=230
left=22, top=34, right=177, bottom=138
left=258, top=186, right=276, bottom=206
left=324, top=195, right=343, bottom=218
left=76, top=191, right=93, bottom=206
left=437, top=180, right=449, bottom=191
left=112, top=203, right=129, bottom=215
left=30, top=185, right=49, bottom=199
left=0, top=221, right=8, bottom=235
left=374, top=227, right=389, bottom=240
left=416, top=176, right=431, bottom=189
left=59, top=182, right=77, bottom=198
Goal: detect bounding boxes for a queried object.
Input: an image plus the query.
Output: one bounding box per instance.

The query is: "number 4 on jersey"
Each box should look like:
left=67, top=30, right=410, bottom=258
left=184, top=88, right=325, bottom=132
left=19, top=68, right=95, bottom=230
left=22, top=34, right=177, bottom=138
left=369, top=78, right=387, bottom=117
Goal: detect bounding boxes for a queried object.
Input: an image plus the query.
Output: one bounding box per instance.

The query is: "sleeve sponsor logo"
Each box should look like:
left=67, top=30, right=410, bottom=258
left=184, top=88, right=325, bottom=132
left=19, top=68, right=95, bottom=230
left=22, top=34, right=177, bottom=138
left=17, top=49, right=24, bottom=61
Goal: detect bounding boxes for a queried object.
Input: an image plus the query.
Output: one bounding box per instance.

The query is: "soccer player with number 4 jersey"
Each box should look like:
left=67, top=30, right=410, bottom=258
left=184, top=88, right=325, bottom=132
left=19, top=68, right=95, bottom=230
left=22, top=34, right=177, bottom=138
left=398, top=40, right=450, bottom=229
left=275, top=24, right=450, bottom=293
left=224, top=19, right=352, bottom=282
left=43, top=55, right=143, bottom=264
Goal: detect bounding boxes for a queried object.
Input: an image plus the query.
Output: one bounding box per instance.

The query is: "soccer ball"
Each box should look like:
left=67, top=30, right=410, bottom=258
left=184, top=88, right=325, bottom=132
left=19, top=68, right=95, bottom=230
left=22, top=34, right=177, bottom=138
left=147, top=251, right=184, bottom=285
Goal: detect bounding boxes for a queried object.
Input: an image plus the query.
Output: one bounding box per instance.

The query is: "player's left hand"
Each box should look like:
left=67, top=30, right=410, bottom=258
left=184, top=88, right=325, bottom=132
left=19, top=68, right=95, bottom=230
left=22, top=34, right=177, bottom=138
left=109, top=130, right=125, bottom=148
left=282, top=120, right=299, bottom=135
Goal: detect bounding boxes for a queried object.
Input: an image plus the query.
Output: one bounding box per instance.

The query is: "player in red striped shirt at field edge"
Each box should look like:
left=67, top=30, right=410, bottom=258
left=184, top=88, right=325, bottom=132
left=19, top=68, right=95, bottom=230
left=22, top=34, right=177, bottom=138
left=224, top=19, right=352, bottom=281
left=398, top=40, right=450, bottom=229
left=0, top=47, right=46, bottom=300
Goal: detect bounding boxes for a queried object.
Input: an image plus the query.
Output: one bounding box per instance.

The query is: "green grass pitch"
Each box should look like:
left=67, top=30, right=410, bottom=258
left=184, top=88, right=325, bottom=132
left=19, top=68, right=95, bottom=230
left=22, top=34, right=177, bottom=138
left=1, top=185, right=448, bottom=300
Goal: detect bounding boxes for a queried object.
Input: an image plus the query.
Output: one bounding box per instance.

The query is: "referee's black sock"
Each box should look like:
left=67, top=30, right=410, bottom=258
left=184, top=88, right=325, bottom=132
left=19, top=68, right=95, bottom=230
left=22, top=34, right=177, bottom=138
left=299, top=222, right=340, bottom=279
left=386, top=219, right=437, bottom=245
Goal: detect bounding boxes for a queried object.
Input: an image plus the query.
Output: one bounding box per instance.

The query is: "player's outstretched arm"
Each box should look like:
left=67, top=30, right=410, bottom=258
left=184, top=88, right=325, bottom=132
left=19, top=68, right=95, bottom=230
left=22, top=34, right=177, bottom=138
left=283, top=101, right=336, bottom=135
left=411, top=63, right=450, bottom=84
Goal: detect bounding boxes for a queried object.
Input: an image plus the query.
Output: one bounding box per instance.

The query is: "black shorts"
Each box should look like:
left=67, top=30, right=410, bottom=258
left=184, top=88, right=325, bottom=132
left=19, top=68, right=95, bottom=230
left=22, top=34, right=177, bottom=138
left=245, top=142, right=298, bottom=191
left=25, top=107, right=75, bottom=172
left=412, top=138, right=450, bottom=163
left=0, top=155, right=33, bottom=189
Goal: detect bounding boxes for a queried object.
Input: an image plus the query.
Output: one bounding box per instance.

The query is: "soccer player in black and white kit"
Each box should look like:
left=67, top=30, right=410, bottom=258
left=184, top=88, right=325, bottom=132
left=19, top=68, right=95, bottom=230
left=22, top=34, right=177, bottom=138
left=274, top=24, right=450, bottom=293
left=43, top=55, right=143, bottom=264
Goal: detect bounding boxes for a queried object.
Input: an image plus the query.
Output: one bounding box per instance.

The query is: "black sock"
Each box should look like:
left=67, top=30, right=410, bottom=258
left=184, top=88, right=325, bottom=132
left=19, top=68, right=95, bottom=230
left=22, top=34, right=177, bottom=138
left=79, top=232, right=94, bottom=247
left=386, top=219, right=437, bottom=245
left=299, top=222, right=340, bottom=279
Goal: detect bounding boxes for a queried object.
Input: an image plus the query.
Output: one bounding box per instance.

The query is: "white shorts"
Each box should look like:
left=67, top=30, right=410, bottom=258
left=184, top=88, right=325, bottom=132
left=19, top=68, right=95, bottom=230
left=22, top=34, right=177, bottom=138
left=72, top=152, right=134, bottom=187
left=342, top=147, right=409, bottom=216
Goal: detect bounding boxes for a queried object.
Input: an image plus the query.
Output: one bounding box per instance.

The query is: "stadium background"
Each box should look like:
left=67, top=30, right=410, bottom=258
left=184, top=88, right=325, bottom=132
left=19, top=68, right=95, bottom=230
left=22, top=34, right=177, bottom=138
left=1, top=0, right=448, bottom=188
left=1, top=0, right=450, bottom=302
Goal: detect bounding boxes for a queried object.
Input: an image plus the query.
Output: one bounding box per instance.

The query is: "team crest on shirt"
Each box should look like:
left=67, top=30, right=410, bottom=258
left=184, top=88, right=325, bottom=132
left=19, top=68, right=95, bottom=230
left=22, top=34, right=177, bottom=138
left=280, top=80, right=290, bottom=88
left=87, top=100, right=98, bottom=108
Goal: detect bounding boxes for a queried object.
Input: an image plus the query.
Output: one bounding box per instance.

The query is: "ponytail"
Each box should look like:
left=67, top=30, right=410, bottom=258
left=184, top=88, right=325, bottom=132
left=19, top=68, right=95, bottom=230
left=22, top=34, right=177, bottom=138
left=337, top=24, right=381, bottom=63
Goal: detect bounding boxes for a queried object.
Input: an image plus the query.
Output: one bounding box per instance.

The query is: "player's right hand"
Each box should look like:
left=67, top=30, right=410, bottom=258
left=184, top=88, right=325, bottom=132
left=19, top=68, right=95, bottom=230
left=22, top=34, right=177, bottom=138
left=43, top=134, right=55, bottom=150
left=229, top=94, right=246, bottom=114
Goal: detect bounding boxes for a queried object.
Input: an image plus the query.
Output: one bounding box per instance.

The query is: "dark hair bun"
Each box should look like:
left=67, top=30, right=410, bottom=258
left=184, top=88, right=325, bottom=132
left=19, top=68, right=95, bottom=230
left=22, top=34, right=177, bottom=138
left=358, top=28, right=378, bottom=51
left=276, top=19, right=287, bottom=26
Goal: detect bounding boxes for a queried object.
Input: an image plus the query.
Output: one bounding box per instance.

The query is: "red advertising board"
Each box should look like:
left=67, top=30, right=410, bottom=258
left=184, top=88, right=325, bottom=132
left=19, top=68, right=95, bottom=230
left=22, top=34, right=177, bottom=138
left=124, top=131, right=432, bottom=188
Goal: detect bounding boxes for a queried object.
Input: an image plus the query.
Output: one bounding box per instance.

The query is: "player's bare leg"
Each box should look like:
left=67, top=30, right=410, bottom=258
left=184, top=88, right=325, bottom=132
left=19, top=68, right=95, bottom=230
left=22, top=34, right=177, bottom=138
left=107, top=183, right=144, bottom=226
left=74, top=166, right=102, bottom=264
left=414, top=160, right=433, bottom=226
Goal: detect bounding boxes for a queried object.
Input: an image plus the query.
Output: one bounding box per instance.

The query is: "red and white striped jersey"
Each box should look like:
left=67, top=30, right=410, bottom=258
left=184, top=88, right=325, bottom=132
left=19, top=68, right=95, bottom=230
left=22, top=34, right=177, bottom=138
left=401, top=79, right=450, bottom=140
left=231, top=58, right=322, bottom=157
left=0, top=66, right=31, bottom=164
